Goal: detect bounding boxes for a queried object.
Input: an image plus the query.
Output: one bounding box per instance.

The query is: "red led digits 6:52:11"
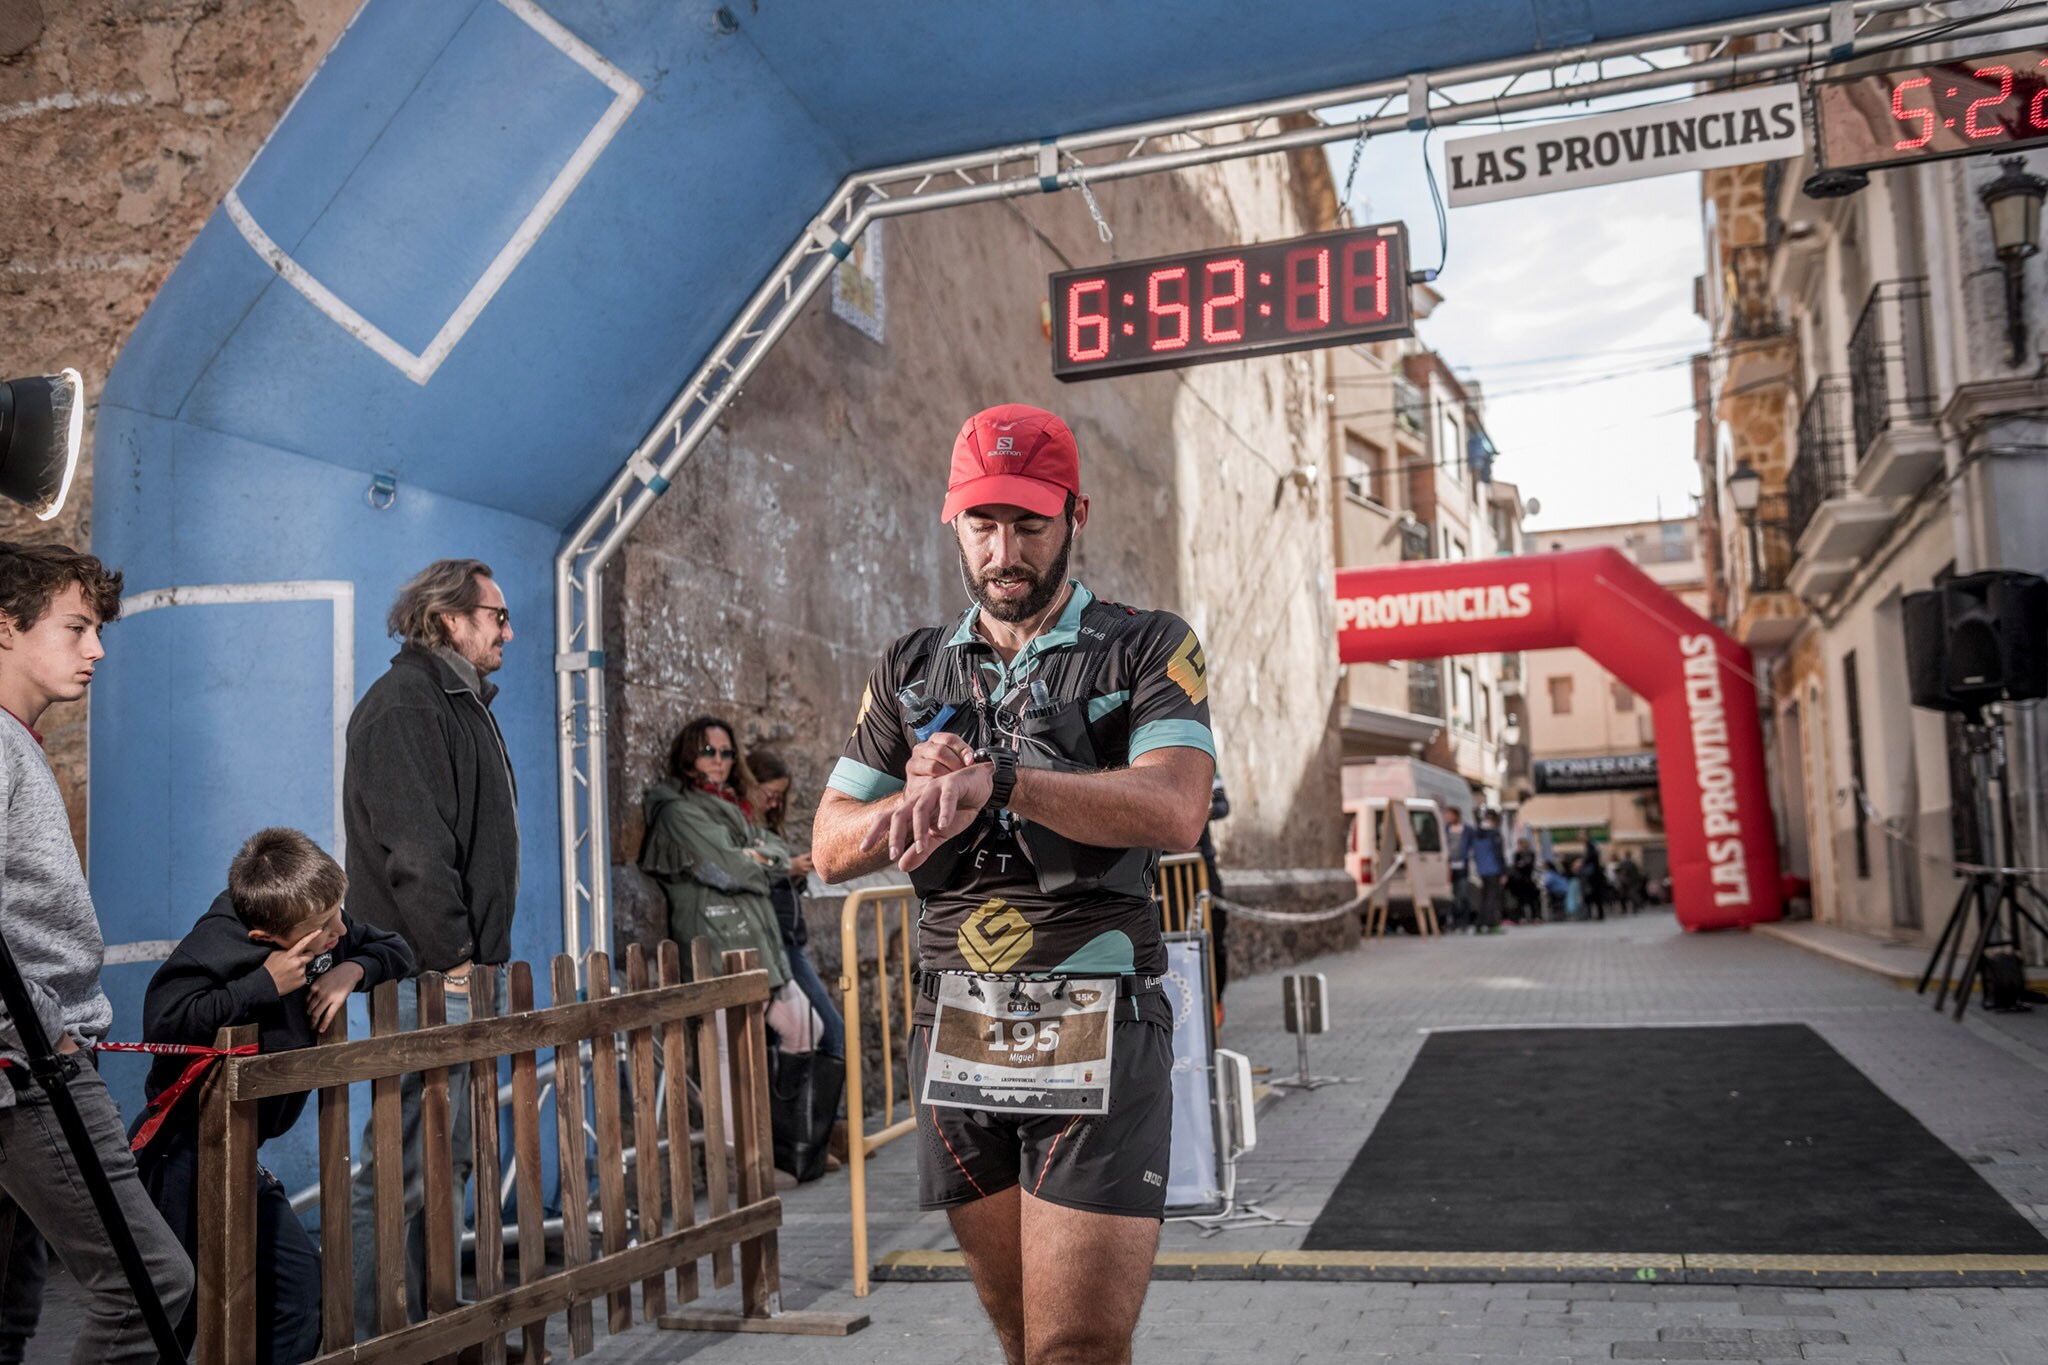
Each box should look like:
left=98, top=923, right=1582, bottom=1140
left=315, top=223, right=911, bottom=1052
left=1051, top=222, right=1413, bottom=382
left=1813, top=45, right=2048, bottom=174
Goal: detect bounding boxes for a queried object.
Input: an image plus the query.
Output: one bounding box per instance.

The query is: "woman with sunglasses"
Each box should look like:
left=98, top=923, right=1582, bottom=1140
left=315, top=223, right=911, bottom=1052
left=638, top=716, right=791, bottom=989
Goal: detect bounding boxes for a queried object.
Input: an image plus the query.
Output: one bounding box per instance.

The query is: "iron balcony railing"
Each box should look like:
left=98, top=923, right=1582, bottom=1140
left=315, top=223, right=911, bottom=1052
left=1395, top=376, right=1426, bottom=434
left=1408, top=658, right=1445, bottom=719
left=1741, top=488, right=1795, bottom=594
left=1399, top=517, right=1434, bottom=561
left=1788, top=377, right=1856, bottom=548
left=1847, top=277, right=1937, bottom=461
left=1721, top=243, right=1785, bottom=342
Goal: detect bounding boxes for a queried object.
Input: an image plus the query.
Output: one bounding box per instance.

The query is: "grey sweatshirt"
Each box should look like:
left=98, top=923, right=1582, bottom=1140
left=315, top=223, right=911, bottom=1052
left=0, top=712, right=112, bottom=1105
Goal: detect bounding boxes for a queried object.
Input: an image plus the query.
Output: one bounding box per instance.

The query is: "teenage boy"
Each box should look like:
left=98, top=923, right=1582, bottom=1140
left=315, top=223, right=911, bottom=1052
left=0, top=540, right=194, bottom=1365
left=135, top=826, right=414, bottom=1361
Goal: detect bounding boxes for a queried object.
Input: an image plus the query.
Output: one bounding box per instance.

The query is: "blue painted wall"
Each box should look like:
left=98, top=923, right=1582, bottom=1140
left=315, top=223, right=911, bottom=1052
left=91, top=0, right=1795, bottom=1206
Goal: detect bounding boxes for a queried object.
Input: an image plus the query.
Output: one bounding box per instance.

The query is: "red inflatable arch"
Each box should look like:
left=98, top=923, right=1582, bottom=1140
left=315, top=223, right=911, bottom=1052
left=1335, top=547, right=1780, bottom=931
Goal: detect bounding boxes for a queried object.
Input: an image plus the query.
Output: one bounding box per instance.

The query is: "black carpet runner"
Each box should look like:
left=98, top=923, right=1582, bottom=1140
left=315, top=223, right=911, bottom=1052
left=1302, top=1023, right=2048, bottom=1255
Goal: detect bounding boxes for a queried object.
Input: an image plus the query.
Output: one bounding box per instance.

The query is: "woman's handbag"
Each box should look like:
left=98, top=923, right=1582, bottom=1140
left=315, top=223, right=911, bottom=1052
left=768, top=1047, right=843, bottom=1182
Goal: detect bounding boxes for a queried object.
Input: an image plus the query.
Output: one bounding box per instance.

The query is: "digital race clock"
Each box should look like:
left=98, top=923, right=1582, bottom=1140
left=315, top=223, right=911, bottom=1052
left=1813, top=45, right=2048, bottom=174
left=1049, top=222, right=1414, bottom=382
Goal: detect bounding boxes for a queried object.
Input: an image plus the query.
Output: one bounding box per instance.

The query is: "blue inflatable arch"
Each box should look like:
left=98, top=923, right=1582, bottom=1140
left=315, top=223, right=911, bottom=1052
left=92, top=0, right=1854, bottom=1177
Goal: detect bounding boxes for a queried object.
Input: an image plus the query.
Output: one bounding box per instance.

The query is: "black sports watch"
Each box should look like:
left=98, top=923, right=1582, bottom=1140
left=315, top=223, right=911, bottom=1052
left=984, top=748, right=1019, bottom=814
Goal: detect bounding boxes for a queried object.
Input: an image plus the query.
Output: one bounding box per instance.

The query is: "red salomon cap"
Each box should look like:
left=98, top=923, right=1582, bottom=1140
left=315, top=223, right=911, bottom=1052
left=940, top=404, right=1080, bottom=522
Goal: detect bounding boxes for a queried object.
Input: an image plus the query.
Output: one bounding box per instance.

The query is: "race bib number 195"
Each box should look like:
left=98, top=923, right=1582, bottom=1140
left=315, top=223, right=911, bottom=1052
left=922, top=975, right=1117, bottom=1115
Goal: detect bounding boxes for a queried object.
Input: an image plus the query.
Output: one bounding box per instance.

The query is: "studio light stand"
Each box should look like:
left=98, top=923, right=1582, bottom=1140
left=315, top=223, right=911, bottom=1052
left=1916, top=707, right=2048, bottom=1021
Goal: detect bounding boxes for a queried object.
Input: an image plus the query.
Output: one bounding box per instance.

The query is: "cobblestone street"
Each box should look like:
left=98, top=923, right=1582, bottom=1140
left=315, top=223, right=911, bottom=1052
left=584, top=911, right=2048, bottom=1363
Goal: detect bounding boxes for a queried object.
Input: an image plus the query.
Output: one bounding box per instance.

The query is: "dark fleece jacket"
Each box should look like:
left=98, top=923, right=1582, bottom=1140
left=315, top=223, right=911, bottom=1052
left=141, top=890, right=415, bottom=1143
left=343, top=644, right=521, bottom=972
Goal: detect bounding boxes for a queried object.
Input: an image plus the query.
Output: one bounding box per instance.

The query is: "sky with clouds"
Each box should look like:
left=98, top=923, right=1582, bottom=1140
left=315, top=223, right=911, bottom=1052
left=1322, top=79, right=1715, bottom=533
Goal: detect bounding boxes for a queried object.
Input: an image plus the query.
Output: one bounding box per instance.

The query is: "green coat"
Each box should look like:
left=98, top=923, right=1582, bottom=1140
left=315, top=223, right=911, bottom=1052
left=638, top=782, right=791, bottom=987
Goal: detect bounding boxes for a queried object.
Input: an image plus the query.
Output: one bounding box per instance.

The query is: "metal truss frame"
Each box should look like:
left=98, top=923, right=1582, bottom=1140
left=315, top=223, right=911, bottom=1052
left=554, top=0, right=2043, bottom=968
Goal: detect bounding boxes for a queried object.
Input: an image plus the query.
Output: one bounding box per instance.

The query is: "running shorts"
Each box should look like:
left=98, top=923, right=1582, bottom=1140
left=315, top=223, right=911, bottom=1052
left=908, top=1016, right=1173, bottom=1219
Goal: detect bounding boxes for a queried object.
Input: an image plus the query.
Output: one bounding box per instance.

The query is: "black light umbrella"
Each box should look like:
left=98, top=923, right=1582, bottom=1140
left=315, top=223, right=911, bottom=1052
left=0, top=368, right=86, bottom=520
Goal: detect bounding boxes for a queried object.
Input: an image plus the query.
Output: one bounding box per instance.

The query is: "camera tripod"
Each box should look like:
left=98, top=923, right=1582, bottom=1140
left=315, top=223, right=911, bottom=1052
left=1917, top=709, right=2048, bottom=1020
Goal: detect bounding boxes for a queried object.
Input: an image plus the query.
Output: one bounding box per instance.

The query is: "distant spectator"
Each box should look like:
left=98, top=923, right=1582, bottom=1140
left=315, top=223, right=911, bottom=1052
left=1541, top=859, right=1571, bottom=919
left=748, top=750, right=843, bottom=1059
left=1581, top=840, right=1609, bottom=922
left=1563, top=856, right=1586, bottom=920
left=1508, top=836, right=1540, bottom=924
left=1613, top=851, right=1645, bottom=915
left=1459, top=809, right=1507, bottom=935
left=1443, top=805, right=1473, bottom=932
left=637, top=717, right=791, bottom=989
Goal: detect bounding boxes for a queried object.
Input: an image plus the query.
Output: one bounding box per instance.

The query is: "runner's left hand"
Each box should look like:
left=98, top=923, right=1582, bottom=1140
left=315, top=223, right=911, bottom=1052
left=307, top=961, right=365, bottom=1034
left=860, top=761, right=993, bottom=872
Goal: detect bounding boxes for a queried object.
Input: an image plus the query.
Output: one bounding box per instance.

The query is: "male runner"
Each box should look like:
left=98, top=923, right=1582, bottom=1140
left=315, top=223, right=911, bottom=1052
left=813, top=403, right=1214, bottom=1365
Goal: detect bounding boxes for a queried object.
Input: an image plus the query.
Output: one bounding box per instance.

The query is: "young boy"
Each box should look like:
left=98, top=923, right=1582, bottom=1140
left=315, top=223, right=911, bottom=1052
left=0, top=540, right=194, bottom=1365
left=136, top=827, right=413, bottom=1362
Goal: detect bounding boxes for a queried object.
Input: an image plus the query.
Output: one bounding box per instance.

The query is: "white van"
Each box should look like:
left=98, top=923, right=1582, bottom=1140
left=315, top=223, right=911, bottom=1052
left=1347, top=797, right=1452, bottom=926
left=1342, top=758, right=1472, bottom=927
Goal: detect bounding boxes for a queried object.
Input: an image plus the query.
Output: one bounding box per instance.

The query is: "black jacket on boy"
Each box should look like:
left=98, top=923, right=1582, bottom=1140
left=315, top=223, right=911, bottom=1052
left=140, top=890, right=415, bottom=1142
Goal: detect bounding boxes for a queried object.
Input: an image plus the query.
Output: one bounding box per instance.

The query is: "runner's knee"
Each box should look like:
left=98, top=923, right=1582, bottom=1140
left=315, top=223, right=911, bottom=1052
left=1028, top=1323, right=1133, bottom=1365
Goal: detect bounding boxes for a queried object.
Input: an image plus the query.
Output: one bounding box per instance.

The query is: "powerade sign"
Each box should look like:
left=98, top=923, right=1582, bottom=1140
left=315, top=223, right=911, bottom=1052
left=1532, top=752, right=1658, bottom=793
left=1445, top=84, right=1804, bottom=207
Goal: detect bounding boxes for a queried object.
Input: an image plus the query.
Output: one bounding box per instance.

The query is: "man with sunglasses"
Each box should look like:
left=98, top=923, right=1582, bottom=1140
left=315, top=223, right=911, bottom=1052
left=815, top=405, right=1214, bottom=1365
left=342, top=558, right=520, bottom=1340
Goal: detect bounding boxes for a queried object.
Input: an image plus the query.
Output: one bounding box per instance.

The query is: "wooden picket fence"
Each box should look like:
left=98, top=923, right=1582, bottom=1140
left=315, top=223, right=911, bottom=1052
left=192, top=941, right=864, bottom=1363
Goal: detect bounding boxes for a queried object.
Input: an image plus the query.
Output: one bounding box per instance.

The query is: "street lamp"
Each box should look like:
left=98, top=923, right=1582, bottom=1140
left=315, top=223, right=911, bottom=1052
left=0, top=369, right=85, bottom=520
left=1727, top=459, right=1765, bottom=587
left=1980, top=157, right=2047, bottom=367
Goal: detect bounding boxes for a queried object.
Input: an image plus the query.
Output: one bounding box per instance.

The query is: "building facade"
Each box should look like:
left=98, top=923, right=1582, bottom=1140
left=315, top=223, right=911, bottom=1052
left=1698, top=23, right=2048, bottom=947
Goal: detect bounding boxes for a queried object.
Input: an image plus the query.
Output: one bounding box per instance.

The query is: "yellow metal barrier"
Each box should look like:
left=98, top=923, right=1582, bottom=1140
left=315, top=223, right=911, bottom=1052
left=1157, top=851, right=1209, bottom=932
left=839, top=884, right=919, bottom=1297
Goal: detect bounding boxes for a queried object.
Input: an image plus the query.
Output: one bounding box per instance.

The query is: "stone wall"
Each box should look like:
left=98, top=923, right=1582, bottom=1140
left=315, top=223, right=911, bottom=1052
left=1, top=0, right=355, bottom=851
left=604, top=141, right=1349, bottom=877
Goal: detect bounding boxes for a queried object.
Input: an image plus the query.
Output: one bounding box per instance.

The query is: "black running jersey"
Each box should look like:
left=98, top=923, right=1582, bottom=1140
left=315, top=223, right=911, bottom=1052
left=829, top=582, right=1214, bottom=983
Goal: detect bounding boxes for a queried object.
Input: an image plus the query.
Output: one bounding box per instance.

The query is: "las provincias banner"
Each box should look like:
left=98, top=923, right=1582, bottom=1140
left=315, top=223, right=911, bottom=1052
left=1444, top=83, right=1805, bottom=207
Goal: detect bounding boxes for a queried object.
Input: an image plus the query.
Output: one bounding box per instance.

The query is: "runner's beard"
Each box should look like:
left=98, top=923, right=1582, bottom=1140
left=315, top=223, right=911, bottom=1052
left=961, top=521, right=1074, bottom=624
